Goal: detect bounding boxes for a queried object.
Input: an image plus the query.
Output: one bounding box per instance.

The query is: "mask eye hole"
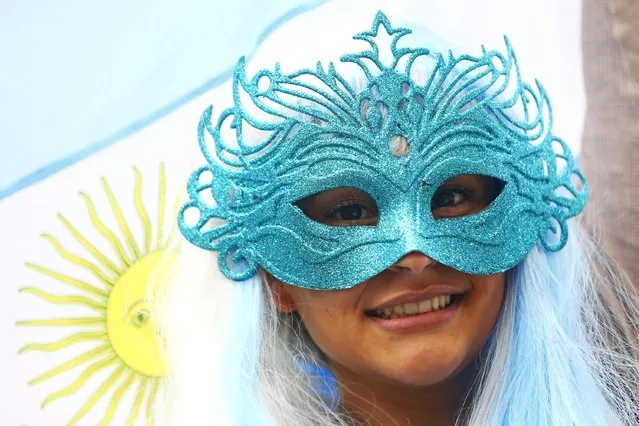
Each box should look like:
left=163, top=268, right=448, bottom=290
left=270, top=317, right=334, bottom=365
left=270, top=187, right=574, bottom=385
left=294, top=187, right=379, bottom=227
left=431, top=174, right=505, bottom=220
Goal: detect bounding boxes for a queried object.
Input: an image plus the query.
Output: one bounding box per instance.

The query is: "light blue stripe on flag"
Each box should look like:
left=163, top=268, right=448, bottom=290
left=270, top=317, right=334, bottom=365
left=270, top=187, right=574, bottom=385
left=0, top=0, right=327, bottom=200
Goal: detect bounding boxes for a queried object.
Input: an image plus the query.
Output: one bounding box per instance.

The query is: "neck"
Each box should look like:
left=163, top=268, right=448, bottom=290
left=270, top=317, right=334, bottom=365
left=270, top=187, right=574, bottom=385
left=331, top=362, right=477, bottom=426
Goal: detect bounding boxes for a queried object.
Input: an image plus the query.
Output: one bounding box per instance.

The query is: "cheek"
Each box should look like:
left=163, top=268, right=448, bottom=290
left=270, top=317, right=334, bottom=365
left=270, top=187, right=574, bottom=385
left=291, top=290, right=369, bottom=362
left=465, top=275, right=505, bottom=333
left=454, top=274, right=505, bottom=361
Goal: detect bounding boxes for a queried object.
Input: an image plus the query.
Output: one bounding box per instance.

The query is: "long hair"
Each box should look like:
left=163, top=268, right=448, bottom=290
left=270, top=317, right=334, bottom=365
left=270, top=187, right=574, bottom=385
left=466, top=223, right=639, bottom=425
left=154, top=221, right=639, bottom=425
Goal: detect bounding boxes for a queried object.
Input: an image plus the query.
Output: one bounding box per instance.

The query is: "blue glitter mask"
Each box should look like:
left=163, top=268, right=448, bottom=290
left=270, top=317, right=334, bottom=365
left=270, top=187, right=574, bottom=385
left=178, top=11, right=588, bottom=290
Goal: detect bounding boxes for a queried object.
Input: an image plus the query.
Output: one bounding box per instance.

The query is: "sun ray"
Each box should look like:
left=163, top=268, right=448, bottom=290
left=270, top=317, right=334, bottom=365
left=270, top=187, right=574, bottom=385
left=27, top=343, right=111, bottom=385
left=165, top=228, right=182, bottom=251
left=58, top=213, right=122, bottom=276
left=41, top=234, right=115, bottom=288
left=24, top=263, right=108, bottom=299
left=172, top=187, right=183, bottom=222
left=133, top=167, right=153, bottom=254
left=162, top=190, right=184, bottom=250
left=146, top=379, right=160, bottom=426
left=102, top=177, right=141, bottom=261
left=41, top=354, right=118, bottom=408
left=17, top=317, right=105, bottom=328
left=163, top=226, right=179, bottom=251
left=127, top=377, right=148, bottom=426
left=79, top=192, right=133, bottom=269
left=66, top=364, right=127, bottom=426
left=156, top=164, right=166, bottom=250
left=99, top=369, right=136, bottom=426
left=19, top=331, right=106, bottom=354
left=19, top=287, right=106, bottom=314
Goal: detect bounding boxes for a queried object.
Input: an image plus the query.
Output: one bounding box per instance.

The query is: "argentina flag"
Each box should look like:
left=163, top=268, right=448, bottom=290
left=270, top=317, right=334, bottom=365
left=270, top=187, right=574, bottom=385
left=0, top=0, right=584, bottom=424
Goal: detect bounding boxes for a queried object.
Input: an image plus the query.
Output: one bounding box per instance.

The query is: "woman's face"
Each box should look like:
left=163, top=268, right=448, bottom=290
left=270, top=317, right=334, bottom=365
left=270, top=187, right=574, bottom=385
left=270, top=175, right=506, bottom=387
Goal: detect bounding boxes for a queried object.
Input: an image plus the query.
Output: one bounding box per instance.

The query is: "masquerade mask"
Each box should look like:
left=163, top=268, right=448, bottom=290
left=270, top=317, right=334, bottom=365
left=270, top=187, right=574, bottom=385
left=178, top=11, right=588, bottom=290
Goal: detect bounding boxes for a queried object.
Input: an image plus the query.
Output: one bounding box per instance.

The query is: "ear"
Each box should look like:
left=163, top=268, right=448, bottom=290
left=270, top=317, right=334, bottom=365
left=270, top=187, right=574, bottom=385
left=267, top=273, right=298, bottom=313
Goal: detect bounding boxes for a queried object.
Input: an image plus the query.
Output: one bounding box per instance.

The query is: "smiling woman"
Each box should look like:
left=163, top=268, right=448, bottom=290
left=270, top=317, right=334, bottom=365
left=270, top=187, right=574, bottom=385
left=155, top=9, right=639, bottom=426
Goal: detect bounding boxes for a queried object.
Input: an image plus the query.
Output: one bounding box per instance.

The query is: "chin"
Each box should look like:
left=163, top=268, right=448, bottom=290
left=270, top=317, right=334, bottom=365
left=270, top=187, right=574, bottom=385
left=387, top=360, right=469, bottom=387
left=357, top=345, right=473, bottom=388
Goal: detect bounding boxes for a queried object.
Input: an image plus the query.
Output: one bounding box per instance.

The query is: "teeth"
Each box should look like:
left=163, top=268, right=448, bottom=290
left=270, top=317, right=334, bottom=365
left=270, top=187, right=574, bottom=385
left=404, top=302, right=418, bottom=315
left=374, top=295, right=457, bottom=319
left=418, top=299, right=432, bottom=312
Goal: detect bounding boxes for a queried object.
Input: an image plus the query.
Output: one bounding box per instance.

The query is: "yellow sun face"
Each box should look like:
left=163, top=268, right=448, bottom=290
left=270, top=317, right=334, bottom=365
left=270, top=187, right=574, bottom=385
left=107, top=251, right=177, bottom=378
left=17, top=164, right=181, bottom=426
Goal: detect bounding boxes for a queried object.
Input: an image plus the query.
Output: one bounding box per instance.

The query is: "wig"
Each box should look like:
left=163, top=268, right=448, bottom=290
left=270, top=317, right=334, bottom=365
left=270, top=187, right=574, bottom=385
left=155, top=222, right=639, bottom=425
left=154, top=8, right=639, bottom=426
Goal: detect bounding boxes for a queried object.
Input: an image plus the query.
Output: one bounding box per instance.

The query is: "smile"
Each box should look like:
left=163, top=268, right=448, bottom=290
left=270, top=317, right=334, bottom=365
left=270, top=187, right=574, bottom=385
left=369, top=294, right=459, bottom=319
left=368, top=294, right=461, bottom=319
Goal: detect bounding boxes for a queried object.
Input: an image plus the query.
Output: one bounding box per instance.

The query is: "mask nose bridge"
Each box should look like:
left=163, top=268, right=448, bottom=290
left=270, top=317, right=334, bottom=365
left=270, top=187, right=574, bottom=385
left=392, top=183, right=431, bottom=254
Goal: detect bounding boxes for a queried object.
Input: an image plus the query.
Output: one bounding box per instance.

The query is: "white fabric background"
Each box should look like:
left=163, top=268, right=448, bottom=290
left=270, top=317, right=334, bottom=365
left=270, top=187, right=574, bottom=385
left=0, top=1, right=583, bottom=424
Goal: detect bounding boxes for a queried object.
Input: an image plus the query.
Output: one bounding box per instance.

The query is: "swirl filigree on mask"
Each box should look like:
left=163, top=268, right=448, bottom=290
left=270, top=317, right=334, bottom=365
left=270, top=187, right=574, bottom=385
left=178, top=11, right=587, bottom=289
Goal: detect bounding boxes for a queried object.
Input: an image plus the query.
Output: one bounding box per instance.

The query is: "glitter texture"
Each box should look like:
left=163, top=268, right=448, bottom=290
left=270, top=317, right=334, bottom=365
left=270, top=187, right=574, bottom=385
left=178, top=11, right=588, bottom=290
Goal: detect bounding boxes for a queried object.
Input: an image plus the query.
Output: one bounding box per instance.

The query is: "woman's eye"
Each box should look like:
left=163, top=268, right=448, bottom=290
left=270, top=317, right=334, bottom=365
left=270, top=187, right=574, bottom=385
left=431, top=186, right=477, bottom=219
left=294, top=187, right=379, bottom=227
left=432, top=190, right=466, bottom=209
left=430, top=175, right=504, bottom=219
left=326, top=202, right=373, bottom=222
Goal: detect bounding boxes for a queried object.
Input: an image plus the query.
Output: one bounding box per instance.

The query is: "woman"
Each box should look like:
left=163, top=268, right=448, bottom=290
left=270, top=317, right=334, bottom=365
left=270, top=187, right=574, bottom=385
left=157, top=10, right=639, bottom=425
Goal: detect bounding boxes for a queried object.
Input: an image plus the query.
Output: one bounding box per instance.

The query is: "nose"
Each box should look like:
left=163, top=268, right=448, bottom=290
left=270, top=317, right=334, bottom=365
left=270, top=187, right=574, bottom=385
left=388, top=251, right=437, bottom=274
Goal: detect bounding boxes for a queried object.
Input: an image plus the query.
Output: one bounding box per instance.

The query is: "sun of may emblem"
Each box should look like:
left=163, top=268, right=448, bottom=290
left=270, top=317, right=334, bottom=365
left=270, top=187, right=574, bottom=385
left=17, top=164, right=180, bottom=426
